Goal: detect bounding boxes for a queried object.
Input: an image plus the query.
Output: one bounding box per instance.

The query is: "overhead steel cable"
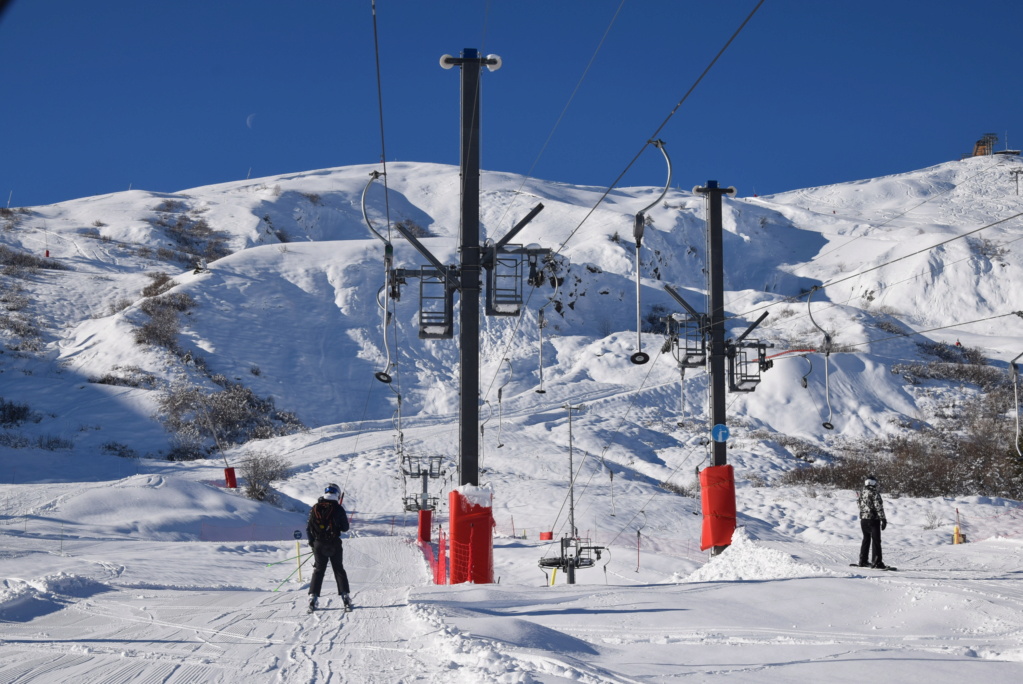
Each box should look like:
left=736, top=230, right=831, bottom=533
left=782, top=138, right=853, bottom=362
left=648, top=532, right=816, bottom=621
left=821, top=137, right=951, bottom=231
left=487, top=0, right=628, bottom=234
left=733, top=209, right=1023, bottom=323
left=478, top=1, right=626, bottom=414
left=842, top=310, right=1023, bottom=351
left=480, top=1, right=762, bottom=421
left=369, top=0, right=394, bottom=242
left=725, top=156, right=1012, bottom=317
left=552, top=0, right=766, bottom=258
left=810, top=156, right=1011, bottom=263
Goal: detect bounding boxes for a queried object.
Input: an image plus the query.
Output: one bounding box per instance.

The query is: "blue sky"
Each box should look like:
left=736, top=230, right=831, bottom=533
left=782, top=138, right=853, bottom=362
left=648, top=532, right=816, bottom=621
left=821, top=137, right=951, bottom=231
left=2, top=0, right=1021, bottom=208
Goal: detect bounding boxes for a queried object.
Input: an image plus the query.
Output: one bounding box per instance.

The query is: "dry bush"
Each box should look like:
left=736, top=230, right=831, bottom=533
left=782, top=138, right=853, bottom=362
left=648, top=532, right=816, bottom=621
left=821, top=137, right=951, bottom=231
left=133, top=293, right=196, bottom=350
left=239, top=452, right=290, bottom=502
left=156, top=382, right=304, bottom=456
left=0, top=245, right=70, bottom=276
left=142, top=272, right=175, bottom=297
left=0, top=396, right=33, bottom=426
left=782, top=395, right=1023, bottom=499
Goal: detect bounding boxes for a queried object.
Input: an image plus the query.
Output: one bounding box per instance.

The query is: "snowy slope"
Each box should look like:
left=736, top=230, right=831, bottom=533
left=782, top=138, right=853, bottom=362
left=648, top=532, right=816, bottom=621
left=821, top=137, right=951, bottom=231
left=3, top=156, right=1023, bottom=681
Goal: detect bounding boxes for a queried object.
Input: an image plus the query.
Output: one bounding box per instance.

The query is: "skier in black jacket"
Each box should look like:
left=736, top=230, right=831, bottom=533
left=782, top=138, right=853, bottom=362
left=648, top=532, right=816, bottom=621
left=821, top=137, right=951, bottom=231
left=856, top=474, right=888, bottom=569
left=305, top=483, right=352, bottom=612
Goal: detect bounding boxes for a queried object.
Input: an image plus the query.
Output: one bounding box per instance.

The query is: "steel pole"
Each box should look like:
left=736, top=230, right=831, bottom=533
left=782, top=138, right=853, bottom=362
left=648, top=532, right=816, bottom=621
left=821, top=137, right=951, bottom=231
left=458, top=49, right=483, bottom=486
left=696, top=181, right=732, bottom=467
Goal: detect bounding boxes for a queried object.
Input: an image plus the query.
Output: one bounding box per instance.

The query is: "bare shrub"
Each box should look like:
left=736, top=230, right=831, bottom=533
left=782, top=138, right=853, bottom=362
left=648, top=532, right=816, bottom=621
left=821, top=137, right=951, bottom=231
left=133, top=292, right=196, bottom=350
left=782, top=395, right=1023, bottom=499
left=101, top=442, right=139, bottom=458
left=36, top=434, right=74, bottom=450
left=0, top=245, right=71, bottom=276
left=239, top=452, right=290, bottom=502
left=875, top=319, right=902, bottom=335
left=0, top=284, right=29, bottom=311
left=923, top=509, right=945, bottom=530
left=133, top=307, right=180, bottom=349
left=0, top=432, right=30, bottom=448
left=0, top=313, right=41, bottom=348
left=92, top=365, right=157, bottom=389
left=0, top=396, right=33, bottom=426
left=915, top=340, right=986, bottom=365
left=105, top=297, right=134, bottom=316
left=660, top=479, right=699, bottom=498
left=156, top=382, right=305, bottom=454
left=150, top=209, right=231, bottom=262
left=142, top=272, right=175, bottom=297
left=891, top=361, right=1006, bottom=392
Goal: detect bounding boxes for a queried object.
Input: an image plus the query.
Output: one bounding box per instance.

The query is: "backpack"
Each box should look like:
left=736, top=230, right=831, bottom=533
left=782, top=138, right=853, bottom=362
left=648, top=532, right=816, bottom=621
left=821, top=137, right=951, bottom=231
left=311, top=500, right=339, bottom=540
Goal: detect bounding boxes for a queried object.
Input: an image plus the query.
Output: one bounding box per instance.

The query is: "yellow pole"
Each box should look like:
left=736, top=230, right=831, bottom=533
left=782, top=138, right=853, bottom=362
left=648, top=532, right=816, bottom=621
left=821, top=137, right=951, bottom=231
left=550, top=567, right=557, bottom=586
left=297, top=541, right=303, bottom=581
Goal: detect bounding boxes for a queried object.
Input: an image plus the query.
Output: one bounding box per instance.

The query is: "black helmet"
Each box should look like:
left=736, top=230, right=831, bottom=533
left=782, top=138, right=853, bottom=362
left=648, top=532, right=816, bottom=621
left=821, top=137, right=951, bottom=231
left=864, top=474, right=878, bottom=488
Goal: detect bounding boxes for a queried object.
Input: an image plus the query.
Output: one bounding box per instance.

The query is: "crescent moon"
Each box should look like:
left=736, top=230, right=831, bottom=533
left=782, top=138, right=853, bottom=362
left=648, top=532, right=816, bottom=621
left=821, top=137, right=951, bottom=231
left=246, top=113, right=256, bottom=129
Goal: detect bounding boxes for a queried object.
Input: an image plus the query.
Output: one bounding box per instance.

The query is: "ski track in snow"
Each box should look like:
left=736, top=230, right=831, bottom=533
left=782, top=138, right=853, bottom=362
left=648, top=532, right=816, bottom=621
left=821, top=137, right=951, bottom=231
left=4, top=159, right=1023, bottom=681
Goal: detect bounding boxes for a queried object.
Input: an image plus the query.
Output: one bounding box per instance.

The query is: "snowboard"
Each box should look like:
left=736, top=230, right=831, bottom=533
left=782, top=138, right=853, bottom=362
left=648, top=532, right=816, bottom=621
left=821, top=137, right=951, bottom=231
left=850, top=564, right=897, bottom=571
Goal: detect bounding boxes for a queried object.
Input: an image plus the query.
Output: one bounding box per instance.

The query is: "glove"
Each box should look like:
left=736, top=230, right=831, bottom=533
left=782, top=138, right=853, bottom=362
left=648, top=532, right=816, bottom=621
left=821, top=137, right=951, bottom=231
left=881, top=520, right=887, bottom=531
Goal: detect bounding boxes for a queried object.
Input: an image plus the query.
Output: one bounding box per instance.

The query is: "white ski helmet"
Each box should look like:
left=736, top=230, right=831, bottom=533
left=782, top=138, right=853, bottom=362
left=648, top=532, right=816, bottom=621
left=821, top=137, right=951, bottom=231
left=864, top=475, right=878, bottom=488
left=323, top=483, right=341, bottom=502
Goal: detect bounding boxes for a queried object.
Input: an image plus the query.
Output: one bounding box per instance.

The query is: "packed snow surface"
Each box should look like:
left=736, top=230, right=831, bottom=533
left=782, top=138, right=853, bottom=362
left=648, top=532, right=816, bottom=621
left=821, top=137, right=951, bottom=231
left=3, top=157, right=1023, bottom=681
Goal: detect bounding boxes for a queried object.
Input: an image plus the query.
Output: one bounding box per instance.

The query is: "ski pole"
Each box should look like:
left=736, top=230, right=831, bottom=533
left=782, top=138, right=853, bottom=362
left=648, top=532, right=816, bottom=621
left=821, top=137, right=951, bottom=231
left=266, top=551, right=313, bottom=567
left=273, top=554, right=313, bottom=592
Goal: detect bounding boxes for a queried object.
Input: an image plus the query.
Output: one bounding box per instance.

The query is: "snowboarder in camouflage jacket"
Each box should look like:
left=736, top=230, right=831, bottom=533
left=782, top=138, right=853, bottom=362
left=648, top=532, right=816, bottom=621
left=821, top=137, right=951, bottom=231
left=856, top=474, right=888, bottom=568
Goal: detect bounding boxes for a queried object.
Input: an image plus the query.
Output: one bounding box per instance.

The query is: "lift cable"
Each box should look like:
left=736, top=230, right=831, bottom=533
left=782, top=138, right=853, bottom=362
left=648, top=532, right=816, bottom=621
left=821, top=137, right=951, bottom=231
left=369, top=0, right=395, bottom=243
left=813, top=225, right=1023, bottom=343
left=480, top=1, right=761, bottom=416
left=840, top=310, right=1023, bottom=351
left=733, top=209, right=1023, bottom=325
left=726, top=155, right=1013, bottom=318
left=551, top=0, right=765, bottom=259
left=810, top=155, right=1013, bottom=264
left=486, top=0, right=627, bottom=235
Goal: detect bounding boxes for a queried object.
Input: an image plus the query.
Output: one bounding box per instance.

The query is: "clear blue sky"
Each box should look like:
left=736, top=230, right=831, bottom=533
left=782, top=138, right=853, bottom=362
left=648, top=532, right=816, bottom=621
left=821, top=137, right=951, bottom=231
left=2, top=0, right=1021, bottom=208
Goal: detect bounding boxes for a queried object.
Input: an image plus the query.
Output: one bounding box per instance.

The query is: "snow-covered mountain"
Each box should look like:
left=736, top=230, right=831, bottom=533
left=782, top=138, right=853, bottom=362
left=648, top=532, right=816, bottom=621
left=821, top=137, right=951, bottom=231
left=4, top=155, right=1022, bottom=460
left=3, top=156, right=1023, bottom=682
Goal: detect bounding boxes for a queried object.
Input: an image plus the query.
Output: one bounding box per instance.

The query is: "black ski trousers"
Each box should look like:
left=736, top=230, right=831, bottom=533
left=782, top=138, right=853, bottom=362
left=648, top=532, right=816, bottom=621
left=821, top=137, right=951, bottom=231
left=309, top=540, right=350, bottom=597
left=859, top=518, right=883, bottom=566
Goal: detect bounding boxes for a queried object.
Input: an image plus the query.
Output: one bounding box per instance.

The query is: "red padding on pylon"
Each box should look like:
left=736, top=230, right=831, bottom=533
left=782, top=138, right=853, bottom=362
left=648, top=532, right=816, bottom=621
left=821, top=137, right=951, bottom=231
left=417, top=509, right=432, bottom=543
left=700, top=465, right=736, bottom=551
left=448, top=490, right=494, bottom=584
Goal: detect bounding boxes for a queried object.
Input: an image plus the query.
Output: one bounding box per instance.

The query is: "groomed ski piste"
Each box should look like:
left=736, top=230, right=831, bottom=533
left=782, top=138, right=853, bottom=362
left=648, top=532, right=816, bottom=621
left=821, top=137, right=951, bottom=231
left=3, top=157, right=1023, bottom=681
